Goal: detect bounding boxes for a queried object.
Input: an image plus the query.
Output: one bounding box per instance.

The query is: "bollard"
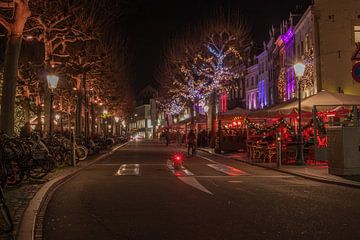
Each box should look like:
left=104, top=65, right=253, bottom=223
left=276, top=132, right=282, bottom=168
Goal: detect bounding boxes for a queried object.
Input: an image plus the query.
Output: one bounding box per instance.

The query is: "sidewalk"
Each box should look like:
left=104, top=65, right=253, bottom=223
left=0, top=143, right=127, bottom=240
left=197, top=147, right=360, bottom=189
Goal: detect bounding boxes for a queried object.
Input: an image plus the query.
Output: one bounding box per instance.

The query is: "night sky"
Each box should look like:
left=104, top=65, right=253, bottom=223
left=124, top=0, right=312, bottom=93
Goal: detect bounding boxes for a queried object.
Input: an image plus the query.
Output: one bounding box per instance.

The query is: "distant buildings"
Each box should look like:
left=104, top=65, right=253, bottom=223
left=128, top=85, right=158, bottom=139
left=142, top=0, right=360, bottom=141
left=241, top=0, right=360, bottom=111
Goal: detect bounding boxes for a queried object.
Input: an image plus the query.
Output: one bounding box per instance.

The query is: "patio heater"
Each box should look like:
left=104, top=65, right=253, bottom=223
left=294, top=63, right=306, bottom=165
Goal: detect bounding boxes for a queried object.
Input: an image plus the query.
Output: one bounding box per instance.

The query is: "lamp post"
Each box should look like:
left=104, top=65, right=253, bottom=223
left=47, top=74, right=59, bottom=138
left=294, top=63, right=306, bottom=165
left=204, top=105, right=209, bottom=130
left=115, top=116, right=120, bottom=136
left=103, top=109, right=108, bottom=135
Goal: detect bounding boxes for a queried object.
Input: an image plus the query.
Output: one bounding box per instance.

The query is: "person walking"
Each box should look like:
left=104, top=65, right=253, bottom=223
left=187, top=129, right=196, bottom=156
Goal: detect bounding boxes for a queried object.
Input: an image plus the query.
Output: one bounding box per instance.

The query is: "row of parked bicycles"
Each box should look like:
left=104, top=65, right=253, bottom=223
left=0, top=132, right=128, bottom=232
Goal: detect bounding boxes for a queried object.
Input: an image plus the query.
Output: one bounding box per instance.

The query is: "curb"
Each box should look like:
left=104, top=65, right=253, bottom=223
left=197, top=148, right=360, bottom=189
left=16, top=142, right=128, bottom=240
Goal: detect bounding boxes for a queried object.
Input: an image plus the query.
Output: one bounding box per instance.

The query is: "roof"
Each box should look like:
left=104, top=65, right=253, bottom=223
left=268, top=91, right=360, bottom=114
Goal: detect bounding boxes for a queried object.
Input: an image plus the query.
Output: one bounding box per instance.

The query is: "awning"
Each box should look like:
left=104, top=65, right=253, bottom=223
left=268, top=91, right=360, bottom=113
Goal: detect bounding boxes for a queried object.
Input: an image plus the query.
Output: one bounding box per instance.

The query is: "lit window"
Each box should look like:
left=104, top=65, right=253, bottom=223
left=355, top=25, right=360, bottom=43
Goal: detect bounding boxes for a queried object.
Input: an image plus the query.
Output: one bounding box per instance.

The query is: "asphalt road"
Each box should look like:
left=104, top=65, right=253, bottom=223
left=42, top=140, right=360, bottom=240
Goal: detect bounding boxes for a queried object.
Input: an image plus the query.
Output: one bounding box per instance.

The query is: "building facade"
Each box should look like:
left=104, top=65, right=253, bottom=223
left=244, top=0, right=360, bottom=110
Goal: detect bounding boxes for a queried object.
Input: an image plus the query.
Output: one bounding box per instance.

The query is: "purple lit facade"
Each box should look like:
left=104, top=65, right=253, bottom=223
left=281, top=28, right=294, bottom=45
left=282, top=28, right=296, bottom=100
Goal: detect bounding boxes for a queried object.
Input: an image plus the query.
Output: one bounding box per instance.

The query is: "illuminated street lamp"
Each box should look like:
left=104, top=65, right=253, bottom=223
left=293, top=63, right=306, bottom=166
left=47, top=74, right=59, bottom=137
left=114, top=117, right=120, bottom=136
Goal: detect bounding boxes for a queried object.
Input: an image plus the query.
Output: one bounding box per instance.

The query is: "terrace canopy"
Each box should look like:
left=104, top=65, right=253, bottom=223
left=268, top=91, right=360, bottom=114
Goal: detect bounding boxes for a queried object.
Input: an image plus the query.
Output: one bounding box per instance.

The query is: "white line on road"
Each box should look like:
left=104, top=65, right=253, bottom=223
left=178, top=177, right=213, bottom=195
left=166, top=160, right=194, bottom=176
left=199, top=156, right=217, bottom=163
left=207, top=163, right=249, bottom=176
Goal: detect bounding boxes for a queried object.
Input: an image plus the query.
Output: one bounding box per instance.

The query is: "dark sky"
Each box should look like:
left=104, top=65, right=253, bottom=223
left=124, top=0, right=312, bottom=93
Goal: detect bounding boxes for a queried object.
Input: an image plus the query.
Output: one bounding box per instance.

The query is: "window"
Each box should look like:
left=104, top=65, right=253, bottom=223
left=251, top=77, right=254, bottom=86
left=355, top=25, right=360, bottom=43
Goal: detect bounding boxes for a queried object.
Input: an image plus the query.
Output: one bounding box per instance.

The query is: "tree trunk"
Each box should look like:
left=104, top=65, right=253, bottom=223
left=190, top=101, right=195, bottom=130
left=0, top=0, right=31, bottom=135
left=209, top=91, right=217, bottom=148
left=43, top=83, right=50, bottom=133
left=36, top=105, right=42, bottom=132
left=83, top=73, right=89, bottom=140
left=0, top=36, right=22, bottom=136
left=90, top=103, right=95, bottom=137
left=76, top=89, right=82, bottom=137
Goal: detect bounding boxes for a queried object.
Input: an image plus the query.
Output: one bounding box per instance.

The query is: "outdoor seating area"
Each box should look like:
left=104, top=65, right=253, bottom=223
left=220, top=92, right=360, bottom=166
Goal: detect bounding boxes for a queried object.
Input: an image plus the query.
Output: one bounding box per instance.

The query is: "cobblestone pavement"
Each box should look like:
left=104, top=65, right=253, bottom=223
left=0, top=167, right=73, bottom=240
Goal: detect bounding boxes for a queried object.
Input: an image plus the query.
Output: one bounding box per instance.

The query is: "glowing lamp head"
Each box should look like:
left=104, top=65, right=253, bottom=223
left=47, top=74, right=59, bottom=90
left=114, top=116, right=120, bottom=123
left=294, top=63, right=306, bottom=78
left=103, top=109, right=108, bottom=115
left=55, top=114, right=60, bottom=120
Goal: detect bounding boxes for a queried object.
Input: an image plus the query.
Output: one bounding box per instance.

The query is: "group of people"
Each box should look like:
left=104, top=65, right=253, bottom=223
left=160, top=128, right=207, bottom=156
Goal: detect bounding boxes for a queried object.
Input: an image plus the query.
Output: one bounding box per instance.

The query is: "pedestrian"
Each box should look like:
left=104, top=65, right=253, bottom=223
left=187, top=129, right=196, bottom=156
left=20, top=122, right=31, bottom=139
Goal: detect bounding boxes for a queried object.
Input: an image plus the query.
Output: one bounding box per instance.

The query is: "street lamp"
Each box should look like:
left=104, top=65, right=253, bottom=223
left=47, top=74, right=59, bottom=138
left=293, top=62, right=306, bottom=165
left=204, top=105, right=209, bottom=131
left=114, top=116, right=120, bottom=136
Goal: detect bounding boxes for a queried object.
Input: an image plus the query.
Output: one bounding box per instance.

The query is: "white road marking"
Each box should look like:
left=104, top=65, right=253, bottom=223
left=166, top=160, right=212, bottom=195
left=178, top=177, right=213, bottom=195
left=228, top=180, right=243, bottom=183
left=166, top=160, right=194, bottom=176
left=199, top=156, right=217, bottom=163
left=207, top=163, right=249, bottom=176
left=115, top=164, right=140, bottom=176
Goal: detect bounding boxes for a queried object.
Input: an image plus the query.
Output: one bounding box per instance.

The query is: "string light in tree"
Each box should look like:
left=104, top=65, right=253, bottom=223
left=277, top=67, right=287, bottom=100
left=301, top=48, right=315, bottom=90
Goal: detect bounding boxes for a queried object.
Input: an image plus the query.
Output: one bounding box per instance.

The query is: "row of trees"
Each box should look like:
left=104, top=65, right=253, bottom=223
left=157, top=11, right=250, bottom=143
left=0, top=0, right=133, bottom=136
